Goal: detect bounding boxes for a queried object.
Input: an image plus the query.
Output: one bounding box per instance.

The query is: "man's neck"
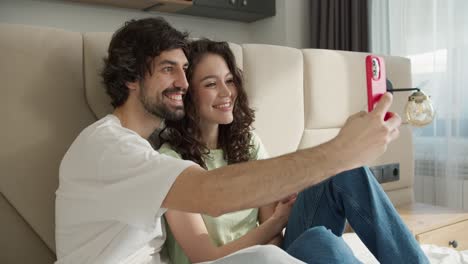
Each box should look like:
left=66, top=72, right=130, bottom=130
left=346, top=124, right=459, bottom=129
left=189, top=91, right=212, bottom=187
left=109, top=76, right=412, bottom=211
left=113, top=105, right=162, bottom=140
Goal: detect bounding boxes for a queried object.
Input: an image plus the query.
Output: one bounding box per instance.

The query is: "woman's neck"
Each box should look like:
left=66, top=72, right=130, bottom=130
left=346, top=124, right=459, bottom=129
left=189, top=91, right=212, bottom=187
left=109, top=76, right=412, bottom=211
left=199, top=121, right=219, bottom=150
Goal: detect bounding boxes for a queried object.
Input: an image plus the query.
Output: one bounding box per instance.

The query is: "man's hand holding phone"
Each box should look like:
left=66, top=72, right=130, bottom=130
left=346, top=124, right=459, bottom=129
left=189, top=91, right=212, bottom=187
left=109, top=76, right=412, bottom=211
left=366, top=55, right=393, bottom=121
left=330, top=92, right=402, bottom=172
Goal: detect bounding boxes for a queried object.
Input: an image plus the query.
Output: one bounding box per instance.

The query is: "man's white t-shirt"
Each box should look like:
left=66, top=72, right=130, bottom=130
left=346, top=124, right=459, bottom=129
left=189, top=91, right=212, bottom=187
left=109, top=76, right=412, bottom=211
left=55, top=115, right=194, bottom=264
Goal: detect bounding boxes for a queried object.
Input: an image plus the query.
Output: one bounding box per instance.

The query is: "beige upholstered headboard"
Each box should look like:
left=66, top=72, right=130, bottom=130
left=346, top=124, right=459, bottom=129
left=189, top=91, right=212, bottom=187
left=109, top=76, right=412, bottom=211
left=0, top=23, right=414, bottom=264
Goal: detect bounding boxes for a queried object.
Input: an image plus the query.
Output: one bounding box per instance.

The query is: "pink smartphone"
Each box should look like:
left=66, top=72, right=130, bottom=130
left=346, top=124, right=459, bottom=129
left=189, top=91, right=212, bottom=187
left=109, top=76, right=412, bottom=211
left=366, top=55, right=391, bottom=120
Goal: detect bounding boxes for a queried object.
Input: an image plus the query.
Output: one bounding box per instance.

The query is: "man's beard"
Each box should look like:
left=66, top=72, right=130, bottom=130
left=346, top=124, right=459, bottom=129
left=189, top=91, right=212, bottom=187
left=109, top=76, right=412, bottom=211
left=139, top=84, right=185, bottom=121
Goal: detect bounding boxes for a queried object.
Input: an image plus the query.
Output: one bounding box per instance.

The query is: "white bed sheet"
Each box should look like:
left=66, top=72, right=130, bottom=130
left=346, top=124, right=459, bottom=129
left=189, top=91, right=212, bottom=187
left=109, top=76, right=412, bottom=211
left=343, top=233, right=468, bottom=264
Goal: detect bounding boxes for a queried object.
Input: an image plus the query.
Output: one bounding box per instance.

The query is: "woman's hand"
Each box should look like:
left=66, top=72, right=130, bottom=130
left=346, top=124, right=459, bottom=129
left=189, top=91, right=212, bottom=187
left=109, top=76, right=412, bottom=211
left=271, top=193, right=297, bottom=228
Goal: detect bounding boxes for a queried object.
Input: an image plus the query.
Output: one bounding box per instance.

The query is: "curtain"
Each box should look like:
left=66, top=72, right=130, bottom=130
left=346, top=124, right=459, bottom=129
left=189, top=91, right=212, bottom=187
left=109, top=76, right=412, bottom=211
left=368, top=0, right=390, bottom=54
left=310, top=0, right=369, bottom=51
left=371, top=0, right=468, bottom=209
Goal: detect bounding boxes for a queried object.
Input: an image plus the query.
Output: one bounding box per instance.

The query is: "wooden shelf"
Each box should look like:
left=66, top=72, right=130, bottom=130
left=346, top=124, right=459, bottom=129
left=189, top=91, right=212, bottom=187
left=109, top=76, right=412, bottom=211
left=68, top=0, right=163, bottom=10
left=65, top=0, right=275, bottom=23
left=397, top=203, right=468, bottom=235
left=146, top=0, right=192, bottom=13
left=397, top=203, right=468, bottom=250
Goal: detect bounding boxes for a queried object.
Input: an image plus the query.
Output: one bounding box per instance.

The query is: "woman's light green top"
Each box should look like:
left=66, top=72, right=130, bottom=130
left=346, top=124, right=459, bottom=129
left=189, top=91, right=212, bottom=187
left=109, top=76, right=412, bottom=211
left=159, top=132, right=268, bottom=264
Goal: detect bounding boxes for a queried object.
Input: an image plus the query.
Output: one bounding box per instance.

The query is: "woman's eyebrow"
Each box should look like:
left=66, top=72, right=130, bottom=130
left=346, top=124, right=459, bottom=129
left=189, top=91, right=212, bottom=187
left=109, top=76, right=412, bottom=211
left=200, top=75, right=217, bottom=82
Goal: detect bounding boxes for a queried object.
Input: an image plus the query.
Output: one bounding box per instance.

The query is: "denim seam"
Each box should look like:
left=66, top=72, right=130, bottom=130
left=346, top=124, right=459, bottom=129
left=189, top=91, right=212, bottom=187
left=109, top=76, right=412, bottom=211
left=304, top=186, right=325, bottom=228
left=333, top=182, right=369, bottom=223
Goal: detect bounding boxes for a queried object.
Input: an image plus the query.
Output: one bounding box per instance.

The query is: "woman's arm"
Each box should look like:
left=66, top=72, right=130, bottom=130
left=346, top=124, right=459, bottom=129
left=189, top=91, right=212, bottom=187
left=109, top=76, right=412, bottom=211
left=255, top=132, right=294, bottom=246
left=258, top=194, right=297, bottom=247
left=165, top=209, right=288, bottom=263
left=259, top=203, right=283, bottom=246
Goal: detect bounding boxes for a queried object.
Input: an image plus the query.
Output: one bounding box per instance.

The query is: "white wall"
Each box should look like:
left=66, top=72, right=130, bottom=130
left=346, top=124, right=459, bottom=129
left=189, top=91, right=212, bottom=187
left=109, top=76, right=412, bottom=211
left=0, top=0, right=310, bottom=48
left=248, top=0, right=310, bottom=48
left=283, top=0, right=310, bottom=49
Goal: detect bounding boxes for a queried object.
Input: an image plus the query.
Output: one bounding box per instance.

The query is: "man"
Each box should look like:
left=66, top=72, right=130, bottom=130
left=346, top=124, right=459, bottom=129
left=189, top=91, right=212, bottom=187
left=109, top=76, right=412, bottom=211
left=55, top=18, right=426, bottom=263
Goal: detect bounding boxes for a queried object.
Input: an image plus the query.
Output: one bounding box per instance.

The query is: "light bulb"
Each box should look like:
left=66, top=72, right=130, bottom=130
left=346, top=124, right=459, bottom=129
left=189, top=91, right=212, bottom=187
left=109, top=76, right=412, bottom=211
left=404, top=91, right=435, bottom=127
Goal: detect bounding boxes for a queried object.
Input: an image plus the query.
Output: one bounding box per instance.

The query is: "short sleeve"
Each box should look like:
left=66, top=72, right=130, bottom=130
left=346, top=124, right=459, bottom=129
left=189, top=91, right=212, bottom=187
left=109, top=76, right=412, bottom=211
left=94, top=135, right=195, bottom=231
left=250, top=131, right=269, bottom=160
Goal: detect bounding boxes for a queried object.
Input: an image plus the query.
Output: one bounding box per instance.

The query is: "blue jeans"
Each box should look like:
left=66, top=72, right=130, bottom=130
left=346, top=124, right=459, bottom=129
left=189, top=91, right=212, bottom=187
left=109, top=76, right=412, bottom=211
left=281, top=167, right=429, bottom=264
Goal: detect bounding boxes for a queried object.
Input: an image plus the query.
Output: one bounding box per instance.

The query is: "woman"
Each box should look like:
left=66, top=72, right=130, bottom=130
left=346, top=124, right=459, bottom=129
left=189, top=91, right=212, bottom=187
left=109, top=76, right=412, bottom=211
left=159, top=39, right=429, bottom=264
left=159, top=39, right=295, bottom=264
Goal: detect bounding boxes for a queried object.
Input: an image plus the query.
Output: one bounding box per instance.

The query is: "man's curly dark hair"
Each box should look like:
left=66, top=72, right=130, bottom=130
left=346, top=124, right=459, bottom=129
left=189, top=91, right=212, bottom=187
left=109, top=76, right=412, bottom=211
left=101, top=17, right=189, bottom=108
left=160, top=39, right=255, bottom=169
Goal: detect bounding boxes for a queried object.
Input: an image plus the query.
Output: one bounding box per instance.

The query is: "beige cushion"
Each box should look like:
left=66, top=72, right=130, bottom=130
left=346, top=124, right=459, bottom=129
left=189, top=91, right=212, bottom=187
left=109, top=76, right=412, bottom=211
left=0, top=24, right=96, bottom=253
left=83, top=32, right=113, bottom=119
left=381, top=56, right=414, bottom=200
left=0, top=194, right=55, bottom=263
left=242, top=44, right=304, bottom=157
left=301, top=49, right=415, bottom=203
left=303, top=49, right=368, bottom=129
left=299, top=129, right=340, bottom=149
left=228, top=43, right=243, bottom=70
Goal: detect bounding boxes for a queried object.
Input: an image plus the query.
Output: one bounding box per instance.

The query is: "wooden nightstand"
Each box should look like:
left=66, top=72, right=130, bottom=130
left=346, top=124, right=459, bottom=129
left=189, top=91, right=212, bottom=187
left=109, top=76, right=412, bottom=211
left=397, top=203, right=468, bottom=250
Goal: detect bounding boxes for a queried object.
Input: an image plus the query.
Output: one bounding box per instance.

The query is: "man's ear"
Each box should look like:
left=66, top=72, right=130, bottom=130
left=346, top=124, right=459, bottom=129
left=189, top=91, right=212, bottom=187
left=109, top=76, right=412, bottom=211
left=126, top=81, right=139, bottom=91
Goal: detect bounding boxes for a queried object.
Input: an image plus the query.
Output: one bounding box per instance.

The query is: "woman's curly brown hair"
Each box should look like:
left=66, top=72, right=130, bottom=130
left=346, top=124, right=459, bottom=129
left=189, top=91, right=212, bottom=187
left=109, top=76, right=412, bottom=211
left=160, top=39, right=255, bottom=169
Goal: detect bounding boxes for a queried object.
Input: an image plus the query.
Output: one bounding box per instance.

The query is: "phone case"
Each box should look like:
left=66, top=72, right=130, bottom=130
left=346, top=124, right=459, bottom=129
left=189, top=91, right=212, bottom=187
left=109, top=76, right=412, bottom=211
left=366, top=55, right=391, bottom=120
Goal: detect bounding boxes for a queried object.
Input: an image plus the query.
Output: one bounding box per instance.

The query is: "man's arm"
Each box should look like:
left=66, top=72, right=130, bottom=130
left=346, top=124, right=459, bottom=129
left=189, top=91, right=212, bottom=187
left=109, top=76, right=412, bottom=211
left=163, top=93, right=401, bottom=216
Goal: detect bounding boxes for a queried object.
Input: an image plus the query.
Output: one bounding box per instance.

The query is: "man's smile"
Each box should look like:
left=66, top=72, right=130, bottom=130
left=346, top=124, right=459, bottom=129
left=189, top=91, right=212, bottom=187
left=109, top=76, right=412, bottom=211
left=163, top=89, right=185, bottom=106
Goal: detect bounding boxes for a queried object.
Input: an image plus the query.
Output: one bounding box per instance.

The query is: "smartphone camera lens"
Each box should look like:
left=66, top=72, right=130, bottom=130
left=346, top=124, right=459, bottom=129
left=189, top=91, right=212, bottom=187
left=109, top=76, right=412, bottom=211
left=372, top=58, right=380, bottom=79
